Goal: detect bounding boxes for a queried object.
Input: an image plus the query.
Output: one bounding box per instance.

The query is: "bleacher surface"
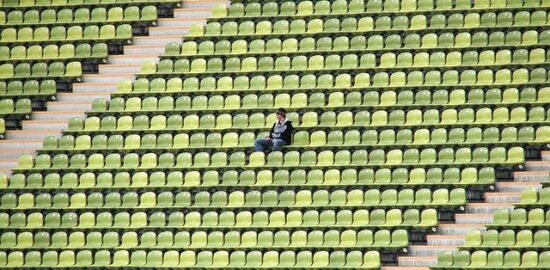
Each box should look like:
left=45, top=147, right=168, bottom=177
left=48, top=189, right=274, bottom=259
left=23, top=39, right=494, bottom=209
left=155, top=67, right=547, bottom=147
left=0, top=0, right=549, bottom=269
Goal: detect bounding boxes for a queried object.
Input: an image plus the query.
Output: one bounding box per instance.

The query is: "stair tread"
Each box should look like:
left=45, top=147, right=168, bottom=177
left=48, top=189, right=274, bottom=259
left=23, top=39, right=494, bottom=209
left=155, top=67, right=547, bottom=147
left=514, top=171, right=548, bottom=175
left=57, top=92, right=110, bottom=96
left=174, top=7, right=216, bottom=12
left=497, top=181, right=541, bottom=186
left=47, top=101, right=92, bottom=104
left=151, top=26, right=190, bottom=30
left=84, top=73, right=134, bottom=77
left=409, top=245, right=457, bottom=248
left=99, top=64, right=140, bottom=68
left=427, top=235, right=465, bottom=239
left=525, top=161, right=550, bottom=164
left=8, top=129, right=61, bottom=134
left=159, top=17, right=204, bottom=22
left=33, top=111, right=83, bottom=114
left=23, top=120, right=68, bottom=123
left=382, top=267, right=430, bottom=270
left=125, top=45, right=166, bottom=49
left=0, top=139, right=41, bottom=143
left=74, top=82, right=117, bottom=86
left=438, top=223, right=487, bottom=227
left=0, top=149, right=35, bottom=153
left=467, top=202, right=513, bottom=206
left=398, top=256, right=437, bottom=260
left=133, top=35, right=181, bottom=39
left=485, top=192, right=521, bottom=196
left=455, top=213, right=493, bottom=217
left=110, top=54, right=159, bottom=58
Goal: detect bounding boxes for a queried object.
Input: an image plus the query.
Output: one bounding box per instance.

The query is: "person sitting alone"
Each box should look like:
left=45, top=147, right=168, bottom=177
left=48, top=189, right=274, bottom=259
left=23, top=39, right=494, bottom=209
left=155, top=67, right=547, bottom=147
left=254, top=108, right=294, bottom=152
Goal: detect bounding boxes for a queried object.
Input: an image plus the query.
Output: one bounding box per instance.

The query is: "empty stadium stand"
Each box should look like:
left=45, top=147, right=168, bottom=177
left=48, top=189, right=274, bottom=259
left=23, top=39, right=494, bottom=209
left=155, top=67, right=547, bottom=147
left=0, top=0, right=549, bottom=269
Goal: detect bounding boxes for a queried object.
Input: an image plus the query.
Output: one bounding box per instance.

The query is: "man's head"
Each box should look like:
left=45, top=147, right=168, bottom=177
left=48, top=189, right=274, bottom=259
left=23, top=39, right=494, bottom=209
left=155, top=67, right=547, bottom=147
left=276, top=108, right=287, bottom=122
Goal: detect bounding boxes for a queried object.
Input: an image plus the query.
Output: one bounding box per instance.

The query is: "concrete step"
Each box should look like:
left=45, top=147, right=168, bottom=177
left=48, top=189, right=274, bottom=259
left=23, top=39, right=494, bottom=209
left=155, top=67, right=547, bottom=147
left=426, top=235, right=465, bottom=246
left=409, top=245, right=457, bottom=257
left=22, top=120, right=68, bottom=130
left=484, top=192, right=521, bottom=203
left=98, top=64, right=141, bottom=74
left=109, top=54, right=159, bottom=65
left=181, top=0, right=228, bottom=9
left=132, top=36, right=181, bottom=46
left=149, top=26, right=189, bottom=36
left=496, top=181, right=542, bottom=192
left=174, top=8, right=212, bottom=18
left=6, top=129, right=62, bottom=140
left=525, top=161, right=550, bottom=171
left=57, top=92, right=111, bottom=102
left=158, top=17, right=204, bottom=27
left=398, top=256, right=437, bottom=267
left=514, top=171, right=549, bottom=182
left=0, top=149, right=36, bottom=159
left=0, top=159, right=18, bottom=169
left=0, top=140, right=42, bottom=150
left=437, top=223, right=487, bottom=235
left=46, top=101, right=92, bottom=112
left=382, top=267, right=430, bottom=270
left=82, top=73, right=135, bottom=84
left=73, top=83, right=118, bottom=93
left=465, top=202, right=514, bottom=214
left=32, top=111, right=85, bottom=121
left=124, top=45, right=165, bottom=56
left=455, top=213, right=494, bottom=225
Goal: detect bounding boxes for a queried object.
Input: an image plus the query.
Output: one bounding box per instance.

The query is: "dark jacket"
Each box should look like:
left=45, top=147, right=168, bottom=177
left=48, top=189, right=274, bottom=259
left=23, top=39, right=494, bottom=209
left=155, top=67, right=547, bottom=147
left=269, top=120, right=293, bottom=144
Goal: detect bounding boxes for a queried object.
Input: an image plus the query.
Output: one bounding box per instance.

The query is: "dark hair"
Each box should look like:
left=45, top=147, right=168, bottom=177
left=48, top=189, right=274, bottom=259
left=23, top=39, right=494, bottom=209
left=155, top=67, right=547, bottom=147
left=276, top=108, right=287, bottom=117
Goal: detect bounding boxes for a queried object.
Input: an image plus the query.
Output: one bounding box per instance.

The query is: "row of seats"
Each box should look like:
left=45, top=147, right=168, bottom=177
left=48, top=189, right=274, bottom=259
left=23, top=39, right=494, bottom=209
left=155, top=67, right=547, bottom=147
left=97, top=88, right=550, bottom=113
left=463, top=229, right=550, bottom=249
left=213, top=0, right=549, bottom=18
left=15, top=147, right=525, bottom=172
left=0, top=62, right=82, bottom=80
left=115, top=72, right=549, bottom=94
left=0, top=229, right=405, bottom=249
left=138, top=68, right=549, bottom=88
left=488, top=208, right=550, bottom=229
left=0, top=99, right=32, bottom=116
left=188, top=15, right=547, bottom=37
left=0, top=209, right=438, bottom=229
left=143, top=49, right=549, bottom=75
left=66, top=107, right=550, bottom=133
left=41, top=126, right=549, bottom=153
left=0, top=43, right=107, bottom=62
left=3, top=167, right=496, bottom=189
left=0, top=249, right=381, bottom=268
left=0, top=24, right=132, bottom=43
left=515, top=187, right=550, bottom=207
left=0, top=119, right=4, bottom=138
left=166, top=31, right=550, bottom=57
left=1, top=0, right=179, bottom=8
left=0, top=188, right=466, bottom=210
left=0, top=6, right=156, bottom=26
left=0, top=80, right=56, bottom=98
left=435, top=250, right=550, bottom=269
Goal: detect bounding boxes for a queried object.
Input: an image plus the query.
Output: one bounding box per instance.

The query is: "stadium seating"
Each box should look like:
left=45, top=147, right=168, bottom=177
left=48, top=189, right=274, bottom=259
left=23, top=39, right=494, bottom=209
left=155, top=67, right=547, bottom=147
left=0, top=0, right=163, bottom=135
left=1, top=0, right=550, bottom=268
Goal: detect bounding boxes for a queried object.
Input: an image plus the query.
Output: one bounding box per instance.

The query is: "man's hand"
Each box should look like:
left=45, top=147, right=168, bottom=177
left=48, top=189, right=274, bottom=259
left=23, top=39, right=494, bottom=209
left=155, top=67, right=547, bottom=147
left=265, top=137, right=271, bottom=140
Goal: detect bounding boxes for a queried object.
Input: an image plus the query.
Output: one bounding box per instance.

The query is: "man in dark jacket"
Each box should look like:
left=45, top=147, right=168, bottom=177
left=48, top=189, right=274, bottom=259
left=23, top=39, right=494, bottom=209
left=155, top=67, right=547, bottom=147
left=254, top=108, right=293, bottom=152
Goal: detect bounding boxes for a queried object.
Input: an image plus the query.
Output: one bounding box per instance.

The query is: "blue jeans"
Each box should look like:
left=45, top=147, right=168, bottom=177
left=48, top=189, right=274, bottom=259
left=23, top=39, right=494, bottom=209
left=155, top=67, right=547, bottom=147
left=254, top=138, right=287, bottom=152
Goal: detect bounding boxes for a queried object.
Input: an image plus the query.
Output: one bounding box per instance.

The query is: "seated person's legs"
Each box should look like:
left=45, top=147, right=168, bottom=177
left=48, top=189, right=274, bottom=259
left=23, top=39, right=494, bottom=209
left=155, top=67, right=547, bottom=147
left=254, top=138, right=272, bottom=152
left=272, top=139, right=287, bottom=151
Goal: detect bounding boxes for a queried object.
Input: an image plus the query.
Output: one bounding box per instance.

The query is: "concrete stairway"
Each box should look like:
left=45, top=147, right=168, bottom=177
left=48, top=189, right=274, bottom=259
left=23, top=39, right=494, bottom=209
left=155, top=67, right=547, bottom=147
left=387, top=151, right=550, bottom=270
left=0, top=0, right=228, bottom=175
